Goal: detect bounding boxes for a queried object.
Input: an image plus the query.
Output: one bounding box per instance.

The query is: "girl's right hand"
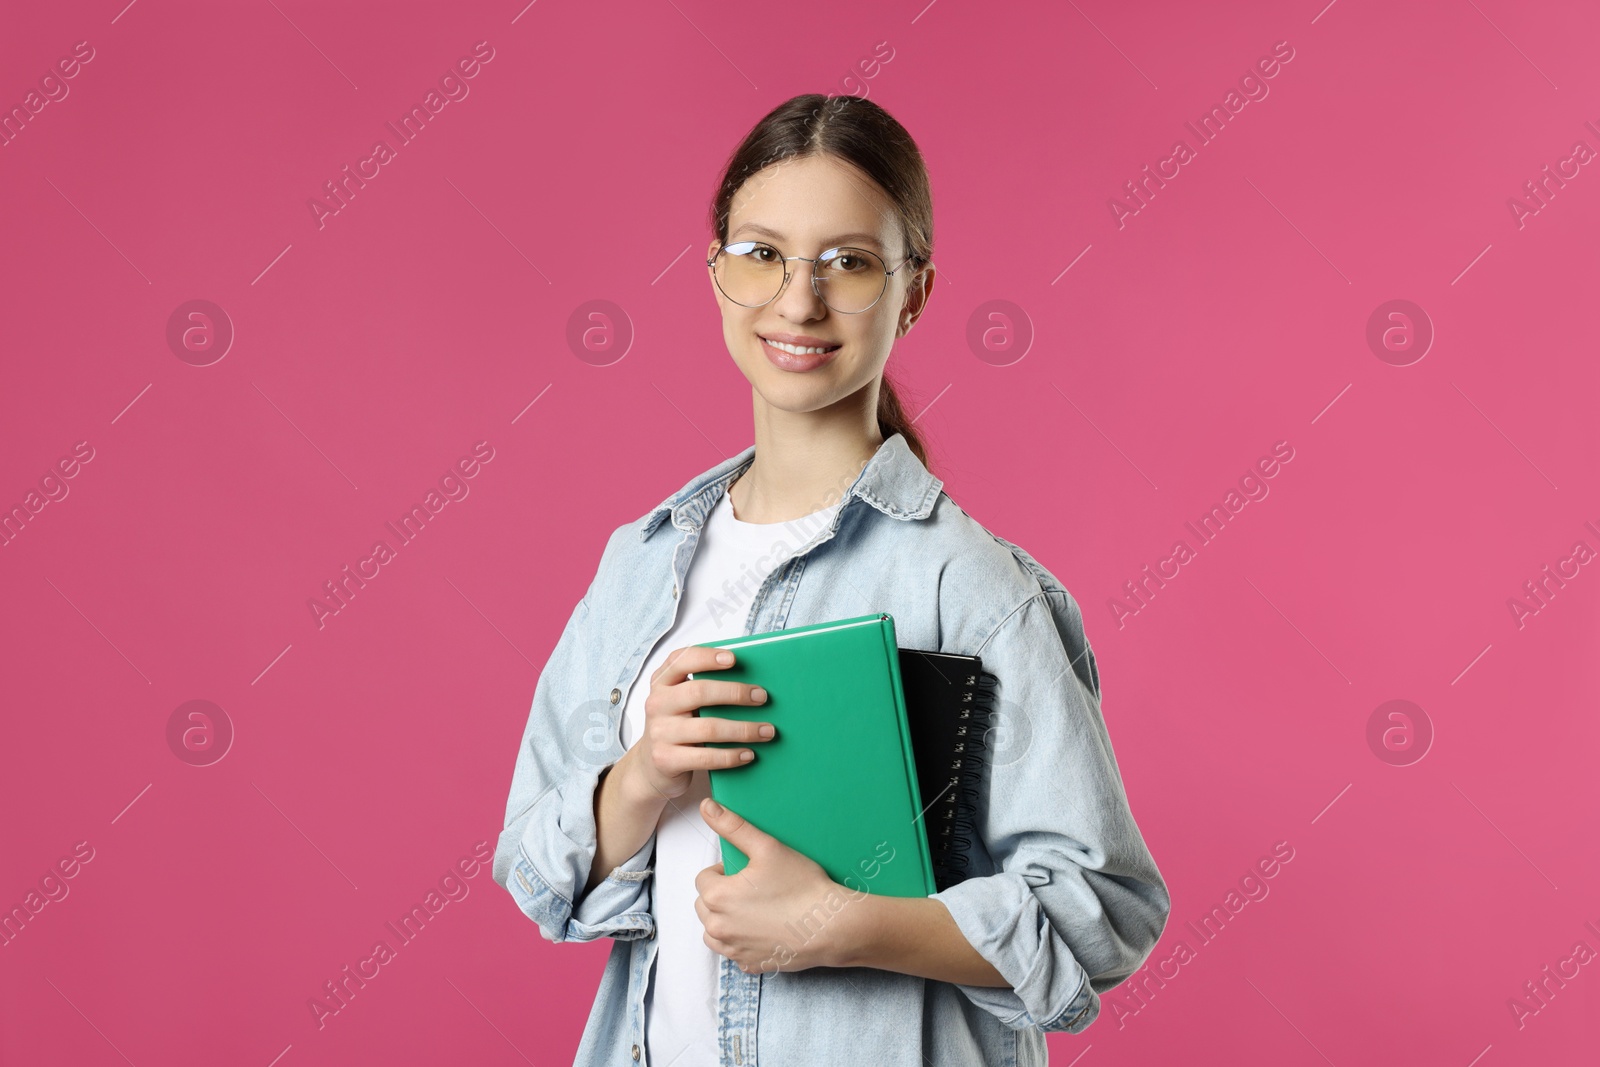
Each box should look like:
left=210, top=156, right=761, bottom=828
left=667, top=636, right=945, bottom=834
left=621, top=644, right=774, bottom=801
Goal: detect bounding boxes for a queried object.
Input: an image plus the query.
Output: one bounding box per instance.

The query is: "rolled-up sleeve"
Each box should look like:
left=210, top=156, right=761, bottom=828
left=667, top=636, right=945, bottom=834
left=928, top=587, right=1170, bottom=1034
left=491, top=535, right=659, bottom=944
left=498, top=756, right=658, bottom=944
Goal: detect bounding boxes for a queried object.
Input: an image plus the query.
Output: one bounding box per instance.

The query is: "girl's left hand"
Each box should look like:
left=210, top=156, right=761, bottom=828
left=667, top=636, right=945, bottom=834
left=695, top=797, right=864, bottom=974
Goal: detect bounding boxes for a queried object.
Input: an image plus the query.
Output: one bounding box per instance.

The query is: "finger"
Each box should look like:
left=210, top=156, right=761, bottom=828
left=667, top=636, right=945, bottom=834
left=649, top=645, right=705, bottom=689
left=654, top=644, right=737, bottom=691
left=668, top=714, right=775, bottom=746
left=649, top=676, right=767, bottom=721
left=684, top=677, right=769, bottom=715
left=653, top=743, right=758, bottom=777
left=643, top=735, right=755, bottom=777
left=694, top=864, right=723, bottom=897
left=700, top=798, right=775, bottom=858
left=649, top=647, right=689, bottom=687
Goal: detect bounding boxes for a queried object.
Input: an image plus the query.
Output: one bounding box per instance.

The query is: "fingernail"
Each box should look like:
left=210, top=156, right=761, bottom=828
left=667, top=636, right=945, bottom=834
left=751, top=687, right=767, bottom=702
left=705, top=798, right=724, bottom=815
left=717, top=651, right=734, bottom=665
left=738, top=750, right=754, bottom=761
left=758, top=724, right=774, bottom=739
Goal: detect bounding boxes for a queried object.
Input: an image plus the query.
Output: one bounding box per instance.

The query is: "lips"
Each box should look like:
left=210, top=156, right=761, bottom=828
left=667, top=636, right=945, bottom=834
left=759, top=335, right=841, bottom=372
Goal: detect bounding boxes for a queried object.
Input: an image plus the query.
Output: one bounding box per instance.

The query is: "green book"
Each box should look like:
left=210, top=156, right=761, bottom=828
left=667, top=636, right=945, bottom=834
left=689, top=612, right=938, bottom=898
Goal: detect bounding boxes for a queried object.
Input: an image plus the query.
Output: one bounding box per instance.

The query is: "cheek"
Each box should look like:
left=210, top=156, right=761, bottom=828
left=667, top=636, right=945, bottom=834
left=849, top=318, right=897, bottom=362
left=723, top=315, right=752, bottom=355
left=724, top=307, right=759, bottom=341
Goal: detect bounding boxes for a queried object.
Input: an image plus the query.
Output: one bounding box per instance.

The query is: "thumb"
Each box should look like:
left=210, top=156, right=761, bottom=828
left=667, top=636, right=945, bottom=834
left=700, top=797, right=773, bottom=857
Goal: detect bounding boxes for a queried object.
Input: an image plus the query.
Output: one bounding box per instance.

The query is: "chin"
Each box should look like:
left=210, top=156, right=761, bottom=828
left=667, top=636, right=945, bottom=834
left=753, top=384, right=840, bottom=413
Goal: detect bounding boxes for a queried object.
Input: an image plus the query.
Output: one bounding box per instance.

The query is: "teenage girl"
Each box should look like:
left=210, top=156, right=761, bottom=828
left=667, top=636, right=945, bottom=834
left=494, top=93, right=1170, bottom=1067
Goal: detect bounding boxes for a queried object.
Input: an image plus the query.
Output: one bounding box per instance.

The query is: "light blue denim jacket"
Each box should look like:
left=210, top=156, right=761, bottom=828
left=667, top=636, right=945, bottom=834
left=492, top=432, right=1170, bottom=1066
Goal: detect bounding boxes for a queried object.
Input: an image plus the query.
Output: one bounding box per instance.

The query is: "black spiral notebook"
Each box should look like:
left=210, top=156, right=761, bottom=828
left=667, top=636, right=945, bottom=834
left=897, top=648, right=1000, bottom=893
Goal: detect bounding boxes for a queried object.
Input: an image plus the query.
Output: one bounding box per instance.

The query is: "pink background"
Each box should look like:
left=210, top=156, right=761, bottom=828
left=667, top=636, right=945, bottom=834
left=3, top=0, right=1598, bottom=1064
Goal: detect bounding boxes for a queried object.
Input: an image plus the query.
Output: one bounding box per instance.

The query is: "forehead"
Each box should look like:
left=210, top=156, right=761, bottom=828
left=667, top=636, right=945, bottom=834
left=727, top=155, right=897, bottom=250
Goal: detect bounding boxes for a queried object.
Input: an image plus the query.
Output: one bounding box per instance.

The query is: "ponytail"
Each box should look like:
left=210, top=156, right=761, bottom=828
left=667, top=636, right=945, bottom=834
left=876, top=370, right=932, bottom=472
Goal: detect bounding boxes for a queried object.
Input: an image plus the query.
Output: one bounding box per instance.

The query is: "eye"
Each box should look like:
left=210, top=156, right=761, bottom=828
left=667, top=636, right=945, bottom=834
left=723, top=241, right=776, bottom=262
left=825, top=249, right=872, bottom=273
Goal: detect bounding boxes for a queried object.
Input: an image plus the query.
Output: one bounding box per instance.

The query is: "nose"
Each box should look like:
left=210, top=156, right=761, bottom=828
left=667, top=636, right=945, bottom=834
left=775, top=257, right=827, bottom=318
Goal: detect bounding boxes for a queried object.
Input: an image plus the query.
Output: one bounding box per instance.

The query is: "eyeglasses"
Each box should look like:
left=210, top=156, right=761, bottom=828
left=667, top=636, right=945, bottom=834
left=707, top=241, right=918, bottom=314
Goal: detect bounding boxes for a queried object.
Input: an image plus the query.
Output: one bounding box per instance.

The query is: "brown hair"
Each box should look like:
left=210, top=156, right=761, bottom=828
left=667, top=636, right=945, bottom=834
left=710, top=93, right=936, bottom=472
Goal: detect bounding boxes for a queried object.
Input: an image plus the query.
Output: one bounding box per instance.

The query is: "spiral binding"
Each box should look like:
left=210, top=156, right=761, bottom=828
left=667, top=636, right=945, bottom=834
left=929, top=669, right=997, bottom=892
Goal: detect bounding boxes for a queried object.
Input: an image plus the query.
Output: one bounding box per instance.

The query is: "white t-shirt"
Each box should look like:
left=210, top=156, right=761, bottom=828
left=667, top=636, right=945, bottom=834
left=619, top=486, right=842, bottom=1067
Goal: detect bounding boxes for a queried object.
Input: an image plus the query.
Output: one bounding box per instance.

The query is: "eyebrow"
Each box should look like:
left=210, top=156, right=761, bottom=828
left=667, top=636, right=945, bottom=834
left=730, top=223, right=886, bottom=251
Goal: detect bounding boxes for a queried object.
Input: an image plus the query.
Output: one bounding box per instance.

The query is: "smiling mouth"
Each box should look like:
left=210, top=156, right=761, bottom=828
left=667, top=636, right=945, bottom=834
left=759, top=336, right=842, bottom=356
left=758, top=335, right=842, bottom=373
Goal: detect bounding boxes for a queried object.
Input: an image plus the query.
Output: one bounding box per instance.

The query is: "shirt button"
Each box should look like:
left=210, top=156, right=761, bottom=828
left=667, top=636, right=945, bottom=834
left=672, top=583, right=679, bottom=598
left=631, top=1044, right=641, bottom=1061
left=610, top=688, right=621, bottom=705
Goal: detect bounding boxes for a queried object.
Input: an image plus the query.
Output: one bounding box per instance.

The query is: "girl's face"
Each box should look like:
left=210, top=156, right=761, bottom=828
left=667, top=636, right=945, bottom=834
left=709, top=153, right=932, bottom=421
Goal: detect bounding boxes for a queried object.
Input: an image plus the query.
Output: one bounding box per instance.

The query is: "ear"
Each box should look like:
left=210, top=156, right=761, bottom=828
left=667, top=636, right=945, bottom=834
left=708, top=240, right=730, bottom=307
left=897, top=261, right=935, bottom=337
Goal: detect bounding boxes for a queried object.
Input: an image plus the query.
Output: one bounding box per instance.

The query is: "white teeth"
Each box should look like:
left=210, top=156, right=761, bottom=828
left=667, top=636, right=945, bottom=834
left=763, top=338, right=839, bottom=356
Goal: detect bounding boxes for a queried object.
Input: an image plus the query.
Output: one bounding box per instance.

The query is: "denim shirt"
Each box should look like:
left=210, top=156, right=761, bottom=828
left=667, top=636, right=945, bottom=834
left=492, top=432, right=1170, bottom=1066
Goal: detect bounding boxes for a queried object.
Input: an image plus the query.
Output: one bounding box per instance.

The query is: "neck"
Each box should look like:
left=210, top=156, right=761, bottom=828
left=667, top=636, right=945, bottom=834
left=729, top=397, right=884, bottom=524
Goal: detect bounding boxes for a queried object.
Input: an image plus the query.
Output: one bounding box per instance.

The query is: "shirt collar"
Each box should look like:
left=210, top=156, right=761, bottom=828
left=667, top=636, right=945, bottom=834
left=637, top=432, right=943, bottom=541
